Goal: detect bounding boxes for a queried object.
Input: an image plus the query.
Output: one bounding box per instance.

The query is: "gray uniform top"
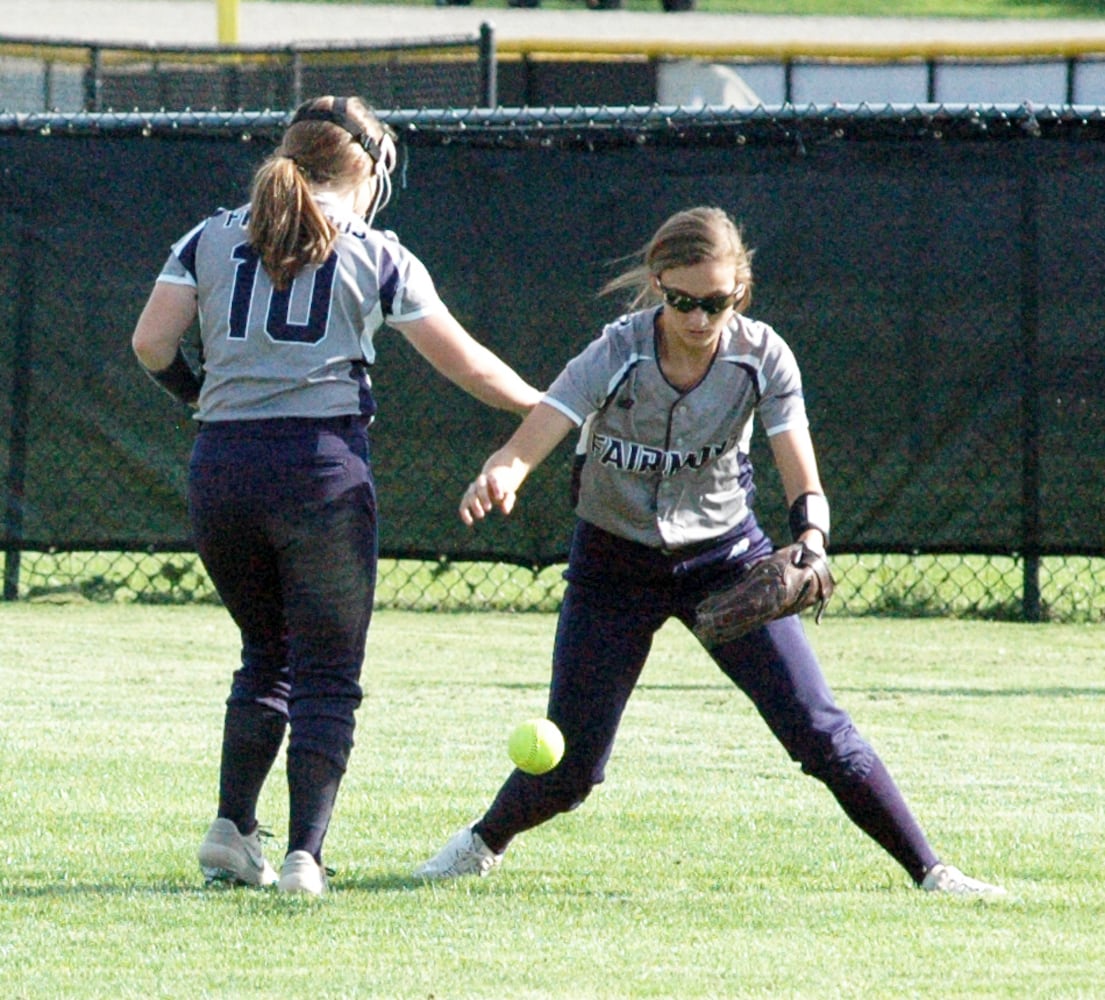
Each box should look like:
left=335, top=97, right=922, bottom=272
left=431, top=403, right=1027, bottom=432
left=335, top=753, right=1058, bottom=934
left=157, top=192, right=445, bottom=421
left=544, top=308, right=808, bottom=550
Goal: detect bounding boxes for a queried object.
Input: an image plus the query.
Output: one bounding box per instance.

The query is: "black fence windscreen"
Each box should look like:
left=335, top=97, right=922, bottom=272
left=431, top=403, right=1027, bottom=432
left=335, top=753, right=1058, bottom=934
left=1, top=106, right=1103, bottom=580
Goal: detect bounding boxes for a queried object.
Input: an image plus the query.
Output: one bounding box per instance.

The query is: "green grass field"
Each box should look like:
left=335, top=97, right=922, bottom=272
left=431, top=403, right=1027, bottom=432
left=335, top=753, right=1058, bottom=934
left=2, top=604, right=1102, bottom=998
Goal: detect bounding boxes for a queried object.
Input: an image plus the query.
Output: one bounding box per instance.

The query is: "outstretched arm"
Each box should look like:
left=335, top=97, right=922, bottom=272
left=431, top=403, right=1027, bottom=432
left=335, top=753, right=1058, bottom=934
left=393, top=311, right=543, bottom=417
left=460, top=402, right=576, bottom=526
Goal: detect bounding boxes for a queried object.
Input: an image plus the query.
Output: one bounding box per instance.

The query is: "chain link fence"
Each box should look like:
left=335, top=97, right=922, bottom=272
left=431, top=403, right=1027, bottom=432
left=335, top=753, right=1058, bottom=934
left=7, top=29, right=1105, bottom=113
left=10, top=549, right=1105, bottom=623
left=2, top=103, right=1104, bottom=621
left=0, top=30, right=496, bottom=113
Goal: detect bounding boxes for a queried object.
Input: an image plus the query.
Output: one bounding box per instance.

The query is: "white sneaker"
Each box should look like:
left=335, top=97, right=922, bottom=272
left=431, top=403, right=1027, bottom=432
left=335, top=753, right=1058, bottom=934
left=920, top=863, right=1006, bottom=896
left=198, top=818, right=278, bottom=887
left=278, top=850, right=328, bottom=896
left=413, top=826, right=503, bottom=880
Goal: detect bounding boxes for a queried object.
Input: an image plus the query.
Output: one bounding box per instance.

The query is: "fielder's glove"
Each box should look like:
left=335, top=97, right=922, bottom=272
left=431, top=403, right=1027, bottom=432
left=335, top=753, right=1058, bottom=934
left=692, top=542, right=835, bottom=648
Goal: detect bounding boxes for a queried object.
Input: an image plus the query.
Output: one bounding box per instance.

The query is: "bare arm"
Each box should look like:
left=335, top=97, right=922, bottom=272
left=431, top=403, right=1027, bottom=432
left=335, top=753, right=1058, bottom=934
left=460, top=402, right=576, bottom=526
left=131, top=281, right=197, bottom=370
left=393, top=311, right=543, bottom=417
left=768, top=426, right=828, bottom=553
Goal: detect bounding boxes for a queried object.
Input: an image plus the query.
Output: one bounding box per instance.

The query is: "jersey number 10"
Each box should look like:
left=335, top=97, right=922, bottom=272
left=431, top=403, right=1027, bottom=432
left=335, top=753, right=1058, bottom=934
left=228, top=244, right=338, bottom=344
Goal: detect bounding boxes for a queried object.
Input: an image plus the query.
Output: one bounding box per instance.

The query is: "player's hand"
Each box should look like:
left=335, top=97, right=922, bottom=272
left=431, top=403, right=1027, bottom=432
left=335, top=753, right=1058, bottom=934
left=459, top=469, right=518, bottom=526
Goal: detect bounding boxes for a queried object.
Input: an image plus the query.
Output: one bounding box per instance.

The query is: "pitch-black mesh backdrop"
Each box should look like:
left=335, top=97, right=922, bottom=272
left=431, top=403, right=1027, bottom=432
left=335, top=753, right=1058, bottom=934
left=1, top=107, right=1103, bottom=567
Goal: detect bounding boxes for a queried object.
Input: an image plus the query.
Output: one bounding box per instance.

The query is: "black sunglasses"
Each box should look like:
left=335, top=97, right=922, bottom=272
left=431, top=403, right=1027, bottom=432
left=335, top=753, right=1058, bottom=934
left=658, top=282, right=739, bottom=315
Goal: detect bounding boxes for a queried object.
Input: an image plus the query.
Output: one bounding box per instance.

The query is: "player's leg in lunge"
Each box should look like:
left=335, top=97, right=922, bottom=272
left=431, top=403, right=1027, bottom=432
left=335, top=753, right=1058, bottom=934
left=475, top=580, right=662, bottom=853
left=707, top=614, right=940, bottom=885
left=415, top=578, right=667, bottom=879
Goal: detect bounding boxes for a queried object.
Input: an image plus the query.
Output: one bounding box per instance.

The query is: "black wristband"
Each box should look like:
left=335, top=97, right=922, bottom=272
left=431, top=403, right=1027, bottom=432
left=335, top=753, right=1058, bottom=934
left=142, top=346, right=203, bottom=406
left=788, top=492, right=830, bottom=547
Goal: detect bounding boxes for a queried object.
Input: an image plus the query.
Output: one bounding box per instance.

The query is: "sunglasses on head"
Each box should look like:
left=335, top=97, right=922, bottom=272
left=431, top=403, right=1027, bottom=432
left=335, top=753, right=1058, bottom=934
left=658, top=282, right=740, bottom=315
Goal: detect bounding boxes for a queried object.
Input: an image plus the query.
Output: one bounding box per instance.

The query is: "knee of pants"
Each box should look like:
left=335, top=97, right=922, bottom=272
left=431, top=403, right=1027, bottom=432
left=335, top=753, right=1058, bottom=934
left=541, top=756, right=604, bottom=815
left=288, top=698, right=358, bottom=772
left=796, top=724, right=874, bottom=786
left=289, top=731, right=354, bottom=772
left=229, top=661, right=291, bottom=711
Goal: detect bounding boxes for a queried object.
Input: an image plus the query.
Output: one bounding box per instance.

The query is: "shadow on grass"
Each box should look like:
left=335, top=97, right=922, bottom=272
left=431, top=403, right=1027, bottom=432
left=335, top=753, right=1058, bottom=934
left=491, top=679, right=740, bottom=693
left=4, top=871, right=428, bottom=899
left=490, top=679, right=1105, bottom=697
left=837, top=685, right=1105, bottom=698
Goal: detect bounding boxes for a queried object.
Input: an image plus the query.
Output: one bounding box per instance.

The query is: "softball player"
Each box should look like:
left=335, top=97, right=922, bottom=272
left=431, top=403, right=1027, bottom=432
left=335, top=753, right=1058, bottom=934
left=415, top=206, right=1003, bottom=895
left=132, top=96, right=541, bottom=895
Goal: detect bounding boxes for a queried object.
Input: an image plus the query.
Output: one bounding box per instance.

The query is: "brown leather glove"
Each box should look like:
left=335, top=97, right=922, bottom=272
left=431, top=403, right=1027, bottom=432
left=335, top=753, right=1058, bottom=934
left=692, top=542, right=835, bottom=648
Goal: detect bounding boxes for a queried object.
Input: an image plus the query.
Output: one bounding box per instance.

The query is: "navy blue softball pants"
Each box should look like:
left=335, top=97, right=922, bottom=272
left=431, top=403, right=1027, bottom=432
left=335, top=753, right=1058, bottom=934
left=188, top=416, right=377, bottom=772
left=476, top=518, right=938, bottom=882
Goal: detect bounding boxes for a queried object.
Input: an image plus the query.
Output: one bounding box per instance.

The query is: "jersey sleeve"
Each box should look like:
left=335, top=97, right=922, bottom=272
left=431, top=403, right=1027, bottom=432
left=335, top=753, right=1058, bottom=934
left=544, top=316, right=646, bottom=427
left=376, top=234, right=446, bottom=324
left=756, top=326, right=809, bottom=437
left=157, top=217, right=208, bottom=287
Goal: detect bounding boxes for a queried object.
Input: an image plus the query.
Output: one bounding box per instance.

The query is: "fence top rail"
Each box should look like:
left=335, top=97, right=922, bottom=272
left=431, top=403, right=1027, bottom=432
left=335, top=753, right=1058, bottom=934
left=0, top=32, right=482, bottom=62
left=5, top=27, right=1105, bottom=63
left=1, top=104, right=1103, bottom=144
left=497, top=36, right=1105, bottom=62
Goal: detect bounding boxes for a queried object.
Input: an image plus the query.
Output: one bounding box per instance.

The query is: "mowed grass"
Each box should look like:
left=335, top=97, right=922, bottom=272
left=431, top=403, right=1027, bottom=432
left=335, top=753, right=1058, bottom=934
left=1, top=604, right=1103, bottom=999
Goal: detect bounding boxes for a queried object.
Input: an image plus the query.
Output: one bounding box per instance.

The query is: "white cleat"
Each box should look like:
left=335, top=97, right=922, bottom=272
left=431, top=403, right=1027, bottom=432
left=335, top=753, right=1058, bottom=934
left=920, top=863, right=1006, bottom=896
left=277, top=850, right=328, bottom=896
left=198, top=818, right=278, bottom=887
left=414, top=826, right=503, bottom=880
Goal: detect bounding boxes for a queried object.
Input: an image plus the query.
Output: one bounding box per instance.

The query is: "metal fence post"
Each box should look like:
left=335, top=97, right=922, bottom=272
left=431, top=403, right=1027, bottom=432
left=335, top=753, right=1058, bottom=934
left=289, top=47, right=303, bottom=108
left=83, top=45, right=102, bottom=111
left=479, top=22, right=497, bottom=109
left=3, top=227, right=34, bottom=600
left=1019, top=152, right=1042, bottom=621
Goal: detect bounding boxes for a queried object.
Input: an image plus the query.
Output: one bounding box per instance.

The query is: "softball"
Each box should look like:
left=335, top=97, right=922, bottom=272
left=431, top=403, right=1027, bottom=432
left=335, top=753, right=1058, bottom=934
left=508, top=718, right=564, bottom=775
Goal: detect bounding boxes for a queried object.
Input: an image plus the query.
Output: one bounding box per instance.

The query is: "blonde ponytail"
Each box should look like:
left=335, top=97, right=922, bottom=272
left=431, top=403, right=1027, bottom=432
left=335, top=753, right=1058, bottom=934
left=247, top=155, right=338, bottom=292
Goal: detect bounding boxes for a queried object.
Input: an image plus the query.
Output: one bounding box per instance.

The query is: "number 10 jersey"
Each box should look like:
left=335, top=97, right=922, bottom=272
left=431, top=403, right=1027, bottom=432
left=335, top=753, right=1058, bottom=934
left=157, top=192, right=445, bottom=422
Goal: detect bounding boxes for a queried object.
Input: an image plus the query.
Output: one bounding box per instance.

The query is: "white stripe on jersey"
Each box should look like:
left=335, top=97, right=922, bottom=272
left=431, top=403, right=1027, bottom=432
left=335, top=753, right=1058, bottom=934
left=542, top=394, right=585, bottom=428
left=603, top=350, right=654, bottom=400
left=717, top=351, right=768, bottom=395
left=762, top=415, right=810, bottom=437
left=156, top=273, right=195, bottom=288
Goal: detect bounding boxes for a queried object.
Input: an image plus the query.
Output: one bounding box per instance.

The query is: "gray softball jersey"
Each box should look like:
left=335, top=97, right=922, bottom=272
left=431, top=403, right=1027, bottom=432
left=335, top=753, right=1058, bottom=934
left=157, top=193, right=445, bottom=422
left=544, top=308, right=808, bottom=550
